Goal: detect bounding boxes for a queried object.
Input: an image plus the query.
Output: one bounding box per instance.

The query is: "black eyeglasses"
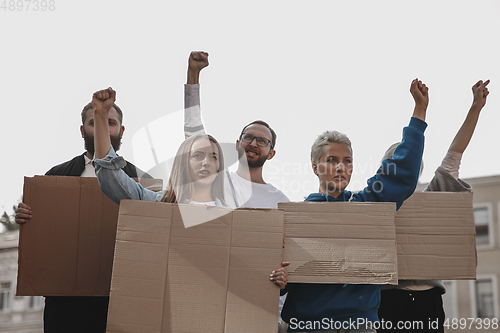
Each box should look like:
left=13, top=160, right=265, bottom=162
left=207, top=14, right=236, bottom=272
left=239, top=133, right=273, bottom=148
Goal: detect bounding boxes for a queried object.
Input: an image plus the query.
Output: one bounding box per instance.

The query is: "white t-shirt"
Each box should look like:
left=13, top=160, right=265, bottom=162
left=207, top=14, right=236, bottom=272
left=225, top=171, right=289, bottom=209
left=188, top=200, right=216, bottom=206
left=81, top=154, right=96, bottom=178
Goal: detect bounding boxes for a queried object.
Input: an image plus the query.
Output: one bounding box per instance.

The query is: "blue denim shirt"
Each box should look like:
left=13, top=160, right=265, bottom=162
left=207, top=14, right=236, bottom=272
left=94, top=147, right=224, bottom=206
left=94, top=147, right=165, bottom=205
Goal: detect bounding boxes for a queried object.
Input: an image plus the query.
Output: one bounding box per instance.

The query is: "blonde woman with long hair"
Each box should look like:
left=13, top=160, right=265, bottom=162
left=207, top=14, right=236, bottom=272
left=92, top=88, right=225, bottom=207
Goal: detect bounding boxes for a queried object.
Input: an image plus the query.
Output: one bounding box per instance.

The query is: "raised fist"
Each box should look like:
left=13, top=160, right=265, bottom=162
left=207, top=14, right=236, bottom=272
left=92, top=87, right=116, bottom=113
left=188, top=51, right=209, bottom=72
left=472, top=79, right=490, bottom=108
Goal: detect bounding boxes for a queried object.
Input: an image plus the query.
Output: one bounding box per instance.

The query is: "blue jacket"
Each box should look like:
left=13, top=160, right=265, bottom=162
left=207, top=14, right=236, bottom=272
left=282, top=117, right=427, bottom=331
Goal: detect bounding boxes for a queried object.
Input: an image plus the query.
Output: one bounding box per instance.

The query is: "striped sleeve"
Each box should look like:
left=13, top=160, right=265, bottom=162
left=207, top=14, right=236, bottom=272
left=184, top=84, right=205, bottom=138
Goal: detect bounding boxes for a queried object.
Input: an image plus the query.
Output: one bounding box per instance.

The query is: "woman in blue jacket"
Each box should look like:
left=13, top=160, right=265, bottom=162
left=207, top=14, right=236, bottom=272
left=282, top=78, right=429, bottom=332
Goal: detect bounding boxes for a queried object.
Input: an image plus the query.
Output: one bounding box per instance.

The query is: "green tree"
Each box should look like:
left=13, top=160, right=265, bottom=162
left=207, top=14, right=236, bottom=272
left=1, top=205, right=19, bottom=232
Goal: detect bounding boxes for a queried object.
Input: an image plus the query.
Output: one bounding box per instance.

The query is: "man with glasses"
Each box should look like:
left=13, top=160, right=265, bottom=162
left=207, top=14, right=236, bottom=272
left=184, top=51, right=289, bottom=209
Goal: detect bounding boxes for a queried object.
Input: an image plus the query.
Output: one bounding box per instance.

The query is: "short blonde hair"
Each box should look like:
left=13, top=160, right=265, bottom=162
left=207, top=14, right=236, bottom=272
left=310, top=130, right=352, bottom=164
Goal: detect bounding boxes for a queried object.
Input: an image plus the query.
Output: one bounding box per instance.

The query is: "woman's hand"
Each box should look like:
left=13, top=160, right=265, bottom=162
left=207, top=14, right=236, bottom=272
left=270, top=262, right=290, bottom=289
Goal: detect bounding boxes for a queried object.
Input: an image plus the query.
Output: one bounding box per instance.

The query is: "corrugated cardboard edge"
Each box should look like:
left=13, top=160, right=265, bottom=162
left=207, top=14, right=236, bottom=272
left=279, top=201, right=398, bottom=285
left=16, top=177, right=35, bottom=295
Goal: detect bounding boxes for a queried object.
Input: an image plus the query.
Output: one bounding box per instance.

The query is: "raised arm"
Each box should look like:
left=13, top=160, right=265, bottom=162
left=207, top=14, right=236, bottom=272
left=449, top=80, right=490, bottom=154
left=187, top=51, right=209, bottom=84
left=92, top=88, right=116, bottom=159
left=410, top=78, right=429, bottom=122
left=430, top=79, right=491, bottom=182
left=354, top=79, right=428, bottom=209
left=92, top=88, right=163, bottom=204
left=185, top=51, right=209, bottom=139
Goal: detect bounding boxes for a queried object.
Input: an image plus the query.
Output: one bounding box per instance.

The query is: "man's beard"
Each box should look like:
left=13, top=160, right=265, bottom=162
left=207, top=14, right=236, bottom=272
left=83, top=129, right=122, bottom=157
left=236, top=145, right=268, bottom=169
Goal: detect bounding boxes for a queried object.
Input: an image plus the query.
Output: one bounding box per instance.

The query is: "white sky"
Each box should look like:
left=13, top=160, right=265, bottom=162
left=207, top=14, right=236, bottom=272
left=1, top=0, right=499, bottom=214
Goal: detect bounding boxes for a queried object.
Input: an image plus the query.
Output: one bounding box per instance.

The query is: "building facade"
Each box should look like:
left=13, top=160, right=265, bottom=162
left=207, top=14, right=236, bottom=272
left=0, top=231, right=43, bottom=333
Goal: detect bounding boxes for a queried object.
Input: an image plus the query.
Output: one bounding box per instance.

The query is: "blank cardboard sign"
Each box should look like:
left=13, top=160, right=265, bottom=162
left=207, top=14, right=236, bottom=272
left=279, top=192, right=476, bottom=285
left=279, top=201, right=398, bottom=285
left=17, top=176, right=161, bottom=296
left=396, top=192, right=476, bottom=280
left=106, top=201, right=284, bottom=333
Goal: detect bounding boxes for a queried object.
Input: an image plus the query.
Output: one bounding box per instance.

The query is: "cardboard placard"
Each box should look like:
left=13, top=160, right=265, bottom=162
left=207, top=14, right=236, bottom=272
left=17, top=175, right=162, bottom=296
left=17, top=173, right=476, bottom=309
left=106, top=201, right=284, bottom=333
left=396, top=192, right=476, bottom=280
left=279, top=192, right=476, bottom=284
left=279, top=201, right=398, bottom=284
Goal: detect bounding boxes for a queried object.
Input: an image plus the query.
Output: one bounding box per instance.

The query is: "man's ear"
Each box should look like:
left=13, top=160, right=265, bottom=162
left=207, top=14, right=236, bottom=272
left=266, top=149, right=276, bottom=160
left=120, top=125, right=125, bottom=138
left=235, top=140, right=240, bottom=150
left=80, top=125, right=84, bottom=138
left=312, top=162, right=318, bottom=176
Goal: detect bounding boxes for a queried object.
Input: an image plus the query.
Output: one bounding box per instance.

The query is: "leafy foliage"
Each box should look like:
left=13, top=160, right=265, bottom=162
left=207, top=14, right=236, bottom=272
left=1, top=205, right=19, bottom=232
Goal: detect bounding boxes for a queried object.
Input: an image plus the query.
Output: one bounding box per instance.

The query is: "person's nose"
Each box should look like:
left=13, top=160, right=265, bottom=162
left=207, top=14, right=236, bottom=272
left=248, top=138, right=258, bottom=147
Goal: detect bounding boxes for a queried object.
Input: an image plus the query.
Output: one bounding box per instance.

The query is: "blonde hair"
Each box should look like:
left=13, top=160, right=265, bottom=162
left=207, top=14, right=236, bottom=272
left=161, top=134, right=225, bottom=205
left=310, top=130, right=352, bottom=164
left=380, top=142, right=400, bottom=163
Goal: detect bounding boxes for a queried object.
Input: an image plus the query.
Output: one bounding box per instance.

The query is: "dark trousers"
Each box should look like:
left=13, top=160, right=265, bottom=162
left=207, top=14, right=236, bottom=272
left=43, top=296, right=109, bottom=333
left=378, top=287, right=445, bottom=333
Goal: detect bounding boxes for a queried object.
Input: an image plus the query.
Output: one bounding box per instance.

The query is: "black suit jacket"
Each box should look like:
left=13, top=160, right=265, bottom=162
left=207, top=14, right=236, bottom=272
left=45, top=152, right=152, bottom=178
